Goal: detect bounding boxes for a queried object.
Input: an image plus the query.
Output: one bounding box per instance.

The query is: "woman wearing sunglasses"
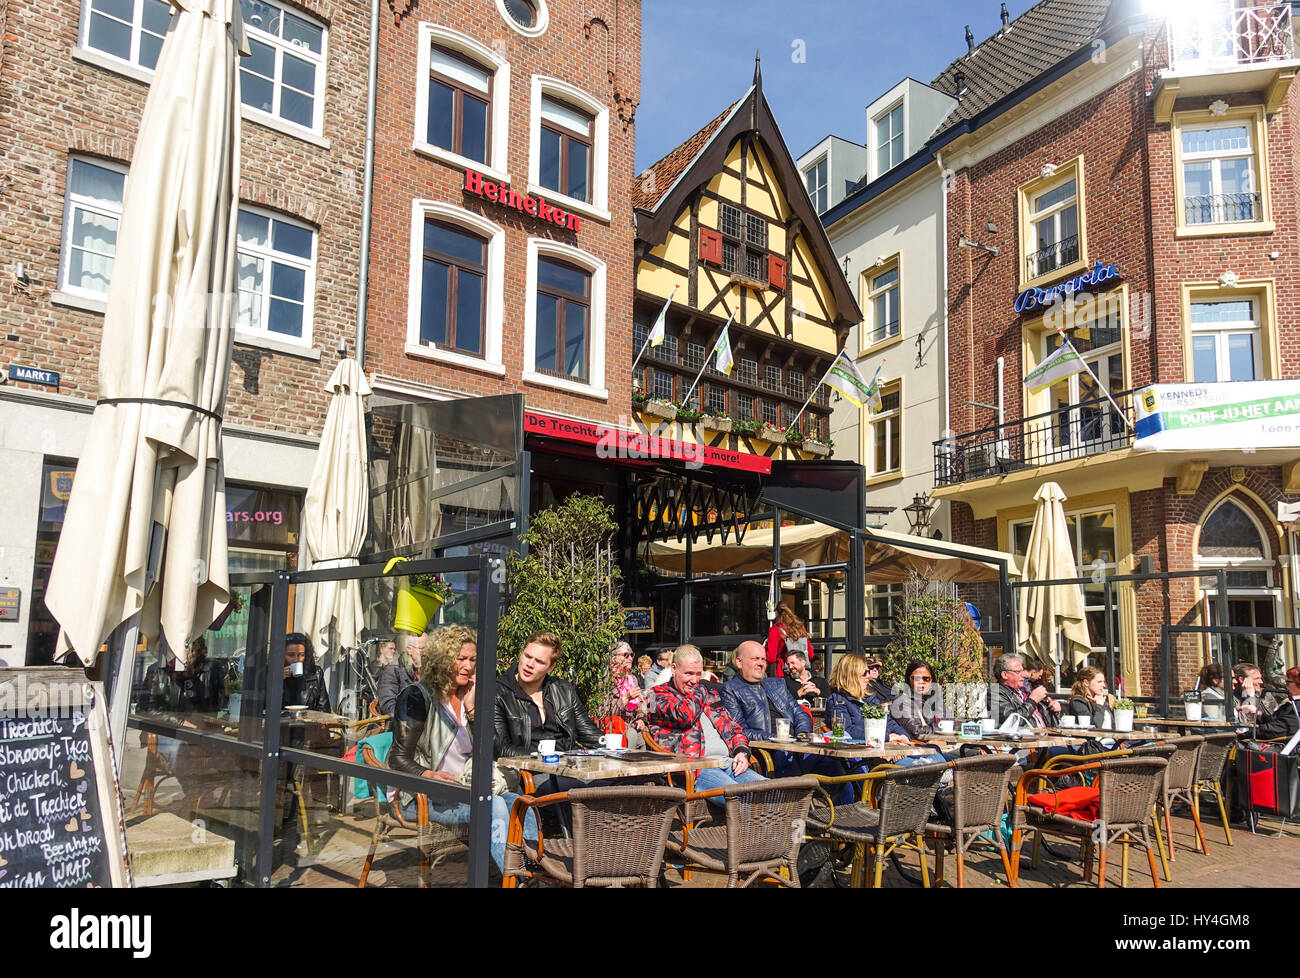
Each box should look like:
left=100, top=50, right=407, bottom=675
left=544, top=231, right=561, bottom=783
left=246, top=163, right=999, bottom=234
left=890, top=659, right=951, bottom=740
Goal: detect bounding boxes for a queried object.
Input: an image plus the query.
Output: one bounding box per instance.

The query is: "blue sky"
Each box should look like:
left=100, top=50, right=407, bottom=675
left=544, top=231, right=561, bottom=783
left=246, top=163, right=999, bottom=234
left=637, top=0, right=1039, bottom=171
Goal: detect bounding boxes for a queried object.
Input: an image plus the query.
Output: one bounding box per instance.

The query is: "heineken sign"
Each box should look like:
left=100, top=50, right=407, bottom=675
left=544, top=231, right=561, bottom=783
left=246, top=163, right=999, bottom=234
left=463, top=170, right=582, bottom=232
left=1135, top=381, right=1300, bottom=451
left=1015, top=260, right=1122, bottom=314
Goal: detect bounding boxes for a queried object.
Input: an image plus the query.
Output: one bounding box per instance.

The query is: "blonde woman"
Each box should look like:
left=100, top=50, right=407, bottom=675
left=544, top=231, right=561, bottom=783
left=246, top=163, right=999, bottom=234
left=388, top=625, right=535, bottom=873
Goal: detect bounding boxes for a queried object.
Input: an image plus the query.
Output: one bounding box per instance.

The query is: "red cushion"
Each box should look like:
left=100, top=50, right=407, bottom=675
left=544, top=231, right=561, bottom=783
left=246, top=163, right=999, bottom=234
left=1027, top=785, right=1100, bottom=822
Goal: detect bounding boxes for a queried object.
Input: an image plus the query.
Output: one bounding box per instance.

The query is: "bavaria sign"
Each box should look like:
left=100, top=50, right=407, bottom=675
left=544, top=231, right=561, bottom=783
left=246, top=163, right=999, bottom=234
left=1015, top=260, right=1122, bottom=314
left=1134, top=381, right=1300, bottom=451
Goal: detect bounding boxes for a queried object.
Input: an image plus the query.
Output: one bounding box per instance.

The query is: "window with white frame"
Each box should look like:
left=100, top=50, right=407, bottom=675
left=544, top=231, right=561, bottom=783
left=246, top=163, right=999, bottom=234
left=875, top=103, right=904, bottom=175
left=1028, top=175, right=1080, bottom=279
left=427, top=45, right=491, bottom=166
left=81, top=0, right=173, bottom=70
left=706, top=385, right=727, bottom=414
left=407, top=201, right=504, bottom=371
left=60, top=157, right=127, bottom=298
left=1042, top=311, right=1125, bottom=458
left=684, top=341, right=705, bottom=370
left=762, top=400, right=779, bottom=425
left=238, top=0, right=326, bottom=132
left=737, top=393, right=754, bottom=421
left=764, top=364, right=783, bottom=393
left=236, top=208, right=316, bottom=343
left=530, top=77, right=609, bottom=219
left=1181, top=121, right=1260, bottom=226
left=805, top=157, right=828, bottom=213
left=653, top=370, right=673, bottom=401
left=524, top=240, right=606, bottom=396
left=1190, top=298, right=1261, bottom=382
left=866, top=264, right=900, bottom=346
left=869, top=382, right=901, bottom=477
left=737, top=358, right=758, bottom=387
left=659, top=334, right=678, bottom=363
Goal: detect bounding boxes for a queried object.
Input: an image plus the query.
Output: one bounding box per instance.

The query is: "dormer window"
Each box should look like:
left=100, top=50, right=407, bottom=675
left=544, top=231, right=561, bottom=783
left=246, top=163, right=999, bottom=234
left=875, top=102, right=904, bottom=175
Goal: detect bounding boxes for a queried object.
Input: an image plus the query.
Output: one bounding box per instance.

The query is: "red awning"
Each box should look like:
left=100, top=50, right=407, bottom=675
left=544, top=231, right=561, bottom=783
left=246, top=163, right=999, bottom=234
left=524, top=411, right=771, bottom=475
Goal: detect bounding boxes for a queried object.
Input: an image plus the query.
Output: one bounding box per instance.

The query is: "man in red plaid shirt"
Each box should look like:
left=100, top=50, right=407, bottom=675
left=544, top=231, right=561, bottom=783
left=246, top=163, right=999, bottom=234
left=645, top=645, right=764, bottom=799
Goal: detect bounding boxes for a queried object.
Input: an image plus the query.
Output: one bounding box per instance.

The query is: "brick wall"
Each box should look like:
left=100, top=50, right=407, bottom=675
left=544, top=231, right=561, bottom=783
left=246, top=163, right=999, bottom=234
left=365, top=0, right=641, bottom=424
left=0, top=0, right=370, bottom=442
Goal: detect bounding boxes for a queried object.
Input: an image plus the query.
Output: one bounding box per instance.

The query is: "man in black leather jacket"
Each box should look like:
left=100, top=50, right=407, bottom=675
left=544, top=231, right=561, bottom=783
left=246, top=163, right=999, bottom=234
left=494, top=631, right=604, bottom=757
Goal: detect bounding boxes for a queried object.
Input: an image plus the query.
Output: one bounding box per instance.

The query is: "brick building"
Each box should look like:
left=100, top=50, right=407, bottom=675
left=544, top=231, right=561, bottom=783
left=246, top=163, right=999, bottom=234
left=362, top=0, right=641, bottom=423
left=0, top=0, right=373, bottom=664
left=932, top=0, right=1300, bottom=694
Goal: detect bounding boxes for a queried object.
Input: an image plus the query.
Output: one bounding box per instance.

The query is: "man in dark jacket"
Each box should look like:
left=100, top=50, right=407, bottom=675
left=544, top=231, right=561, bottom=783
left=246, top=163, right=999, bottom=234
left=722, top=641, right=811, bottom=777
left=1248, top=666, right=1300, bottom=741
left=494, top=631, right=603, bottom=758
left=988, top=652, right=1059, bottom=729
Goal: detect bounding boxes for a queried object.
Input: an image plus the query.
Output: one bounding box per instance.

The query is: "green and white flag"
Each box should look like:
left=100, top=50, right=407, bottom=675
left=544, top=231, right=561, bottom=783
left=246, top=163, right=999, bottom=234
left=1025, top=337, right=1088, bottom=394
left=826, top=351, right=880, bottom=409
left=712, top=313, right=735, bottom=376
left=647, top=286, right=676, bottom=348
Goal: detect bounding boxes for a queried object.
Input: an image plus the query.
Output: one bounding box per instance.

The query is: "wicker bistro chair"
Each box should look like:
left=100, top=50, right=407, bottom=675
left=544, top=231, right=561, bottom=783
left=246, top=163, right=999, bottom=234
left=667, top=776, right=818, bottom=888
left=1010, top=757, right=1168, bottom=889
left=924, top=754, right=1019, bottom=888
left=356, top=743, right=467, bottom=888
left=1192, top=732, right=1237, bottom=847
left=805, top=764, right=946, bottom=888
left=1157, top=736, right=1207, bottom=861
left=502, top=786, right=686, bottom=888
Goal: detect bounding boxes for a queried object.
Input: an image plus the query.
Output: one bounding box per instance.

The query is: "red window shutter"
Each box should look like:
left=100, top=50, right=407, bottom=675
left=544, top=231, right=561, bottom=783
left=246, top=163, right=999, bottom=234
left=768, top=255, right=788, bottom=290
left=699, top=228, right=722, bottom=265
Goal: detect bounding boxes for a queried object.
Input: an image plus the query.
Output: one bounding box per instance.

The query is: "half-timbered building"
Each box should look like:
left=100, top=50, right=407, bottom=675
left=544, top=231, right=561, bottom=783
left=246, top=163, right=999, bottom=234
left=631, top=60, right=861, bottom=462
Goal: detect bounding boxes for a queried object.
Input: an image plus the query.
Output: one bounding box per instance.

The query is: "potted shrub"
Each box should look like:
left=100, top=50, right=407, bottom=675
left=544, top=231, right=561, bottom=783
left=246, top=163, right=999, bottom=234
left=699, top=409, right=733, bottom=433
left=1113, top=697, right=1135, bottom=732
left=643, top=398, right=677, bottom=421
left=861, top=703, right=888, bottom=745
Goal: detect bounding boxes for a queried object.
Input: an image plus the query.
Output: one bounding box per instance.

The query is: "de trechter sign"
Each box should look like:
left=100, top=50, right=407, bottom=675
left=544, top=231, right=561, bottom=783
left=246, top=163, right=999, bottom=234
left=1134, top=382, right=1300, bottom=451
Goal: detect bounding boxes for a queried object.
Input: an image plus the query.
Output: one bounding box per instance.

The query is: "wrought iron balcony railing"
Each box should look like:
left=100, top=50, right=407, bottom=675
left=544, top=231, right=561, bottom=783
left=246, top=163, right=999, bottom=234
left=1168, top=3, right=1295, bottom=72
left=1026, top=234, right=1080, bottom=281
left=1186, top=192, right=1262, bottom=225
left=933, top=388, right=1137, bottom=488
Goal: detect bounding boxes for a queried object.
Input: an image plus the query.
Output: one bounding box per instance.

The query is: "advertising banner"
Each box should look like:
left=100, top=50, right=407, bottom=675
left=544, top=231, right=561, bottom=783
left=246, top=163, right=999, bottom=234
left=1134, top=382, right=1300, bottom=451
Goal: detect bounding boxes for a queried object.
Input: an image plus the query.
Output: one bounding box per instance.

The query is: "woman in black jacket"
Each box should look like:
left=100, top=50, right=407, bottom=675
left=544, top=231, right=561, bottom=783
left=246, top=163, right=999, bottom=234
left=282, top=632, right=331, bottom=713
left=890, top=659, right=951, bottom=740
left=1065, top=667, right=1114, bottom=729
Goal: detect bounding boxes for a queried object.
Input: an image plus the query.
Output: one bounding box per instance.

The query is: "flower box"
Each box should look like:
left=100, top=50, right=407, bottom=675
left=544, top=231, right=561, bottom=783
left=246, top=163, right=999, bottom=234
left=699, top=414, right=733, bottom=433
left=802, top=439, right=832, bottom=457
left=642, top=399, right=677, bottom=421
left=760, top=424, right=784, bottom=443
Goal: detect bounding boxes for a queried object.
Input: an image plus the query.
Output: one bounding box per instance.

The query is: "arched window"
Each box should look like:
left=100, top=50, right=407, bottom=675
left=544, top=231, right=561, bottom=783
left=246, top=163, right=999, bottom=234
left=1199, top=498, right=1268, bottom=562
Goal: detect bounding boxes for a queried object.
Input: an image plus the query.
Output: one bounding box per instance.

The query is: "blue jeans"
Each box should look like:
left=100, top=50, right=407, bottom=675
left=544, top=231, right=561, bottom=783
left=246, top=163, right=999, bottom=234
left=401, top=792, right=536, bottom=873
left=693, top=763, right=766, bottom=806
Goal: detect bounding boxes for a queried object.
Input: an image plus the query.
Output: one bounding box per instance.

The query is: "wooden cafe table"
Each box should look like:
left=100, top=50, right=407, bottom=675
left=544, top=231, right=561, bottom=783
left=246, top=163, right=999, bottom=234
left=498, top=750, right=730, bottom=790
left=749, top=738, right=934, bottom=762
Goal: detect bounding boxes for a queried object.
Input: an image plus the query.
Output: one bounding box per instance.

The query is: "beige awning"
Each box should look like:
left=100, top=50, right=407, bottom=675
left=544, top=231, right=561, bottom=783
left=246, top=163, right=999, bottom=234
left=46, top=0, right=248, bottom=666
left=643, top=523, right=1015, bottom=583
left=1017, top=482, right=1091, bottom=666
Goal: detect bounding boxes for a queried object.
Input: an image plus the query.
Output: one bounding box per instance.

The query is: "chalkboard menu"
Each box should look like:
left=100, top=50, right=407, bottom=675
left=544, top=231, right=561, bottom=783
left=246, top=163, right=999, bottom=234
left=623, top=607, right=654, bottom=634
left=0, top=670, right=129, bottom=888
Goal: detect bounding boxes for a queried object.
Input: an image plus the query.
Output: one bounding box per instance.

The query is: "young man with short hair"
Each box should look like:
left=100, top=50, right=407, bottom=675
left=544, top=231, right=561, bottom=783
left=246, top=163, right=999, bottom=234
left=493, top=632, right=604, bottom=757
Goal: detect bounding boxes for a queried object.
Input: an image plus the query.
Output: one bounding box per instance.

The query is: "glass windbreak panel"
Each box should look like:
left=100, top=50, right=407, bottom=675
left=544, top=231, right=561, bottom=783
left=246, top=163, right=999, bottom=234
left=366, top=395, right=522, bottom=562
left=120, top=731, right=261, bottom=885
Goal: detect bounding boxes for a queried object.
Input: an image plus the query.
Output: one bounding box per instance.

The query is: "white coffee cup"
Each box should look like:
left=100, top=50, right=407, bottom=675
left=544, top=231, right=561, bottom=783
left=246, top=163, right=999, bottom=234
left=937, top=719, right=955, bottom=734
left=1061, top=715, right=1077, bottom=727
left=1077, top=717, right=1092, bottom=729
left=1185, top=701, right=1203, bottom=722
left=981, top=718, right=997, bottom=734
left=289, top=661, right=304, bottom=677
left=775, top=718, right=792, bottom=740
left=538, top=739, right=557, bottom=755
left=601, top=733, right=623, bottom=750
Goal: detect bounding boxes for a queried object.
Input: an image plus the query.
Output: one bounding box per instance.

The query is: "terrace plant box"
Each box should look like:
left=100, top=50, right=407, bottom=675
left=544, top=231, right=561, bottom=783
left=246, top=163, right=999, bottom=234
left=699, top=415, right=733, bottom=433
left=643, top=400, right=677, bottom=421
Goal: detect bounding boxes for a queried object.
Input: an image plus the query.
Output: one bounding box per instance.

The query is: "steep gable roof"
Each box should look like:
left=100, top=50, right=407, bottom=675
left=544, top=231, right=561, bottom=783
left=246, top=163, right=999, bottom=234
left=633, top=70, right=861, bottom=329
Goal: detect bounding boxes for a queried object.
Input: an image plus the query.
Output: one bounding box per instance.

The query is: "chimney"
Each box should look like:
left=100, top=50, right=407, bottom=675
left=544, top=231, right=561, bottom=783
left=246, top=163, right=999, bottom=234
left=965, top=25, right=975, bottom=54
left=1001, top=3, right=1010, bottom=30
left=954, top=69, right=967, bottom=97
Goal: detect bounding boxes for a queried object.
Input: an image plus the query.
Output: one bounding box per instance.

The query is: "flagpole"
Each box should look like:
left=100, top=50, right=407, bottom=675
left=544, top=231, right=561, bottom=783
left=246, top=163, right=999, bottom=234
left=1057, top=329, right=1133, bottom=430
left=631, top=285, right=679, bottom=375
left=786, top=358, right=836, bottom=433
left=681, top=307, right=736, bottom=408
